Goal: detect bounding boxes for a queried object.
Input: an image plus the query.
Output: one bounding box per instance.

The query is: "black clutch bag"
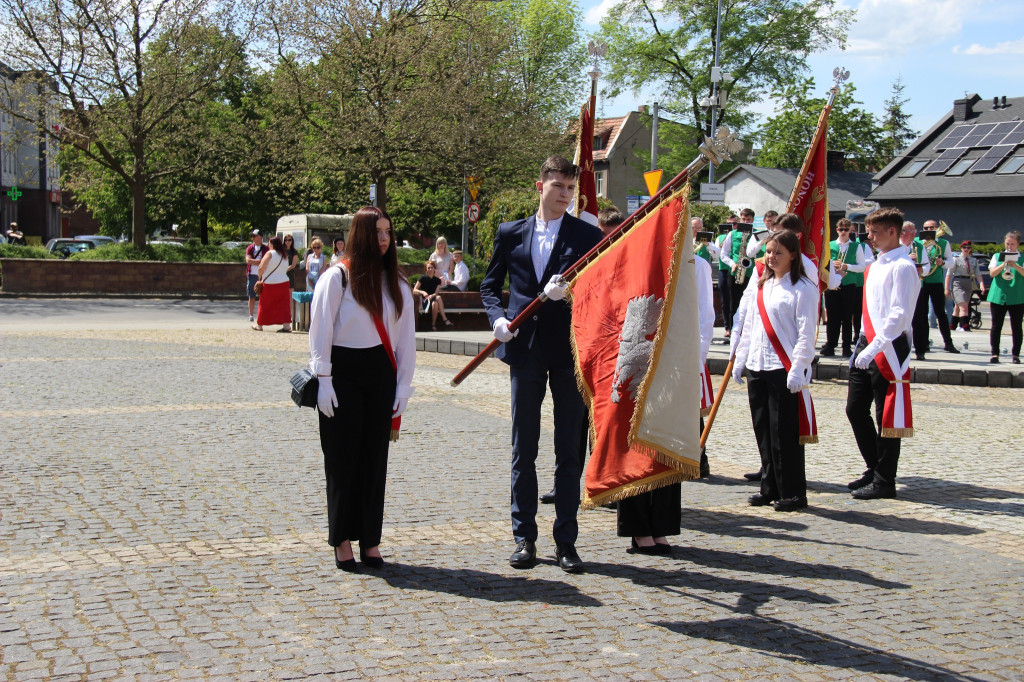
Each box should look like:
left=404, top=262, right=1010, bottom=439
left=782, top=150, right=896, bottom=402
left=290, top=369, right=319, bottom=408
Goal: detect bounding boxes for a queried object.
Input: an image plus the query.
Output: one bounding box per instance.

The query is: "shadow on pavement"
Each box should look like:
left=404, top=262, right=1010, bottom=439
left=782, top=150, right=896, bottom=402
left=583, top=561, right=838, bottom=608
left=380, top=563, right=603, bottom=607
left=897, top=476, right=1024, bottom=518
left=806, top=507, right=986, bottom=535
left=656, top=615, right=978, bottom=682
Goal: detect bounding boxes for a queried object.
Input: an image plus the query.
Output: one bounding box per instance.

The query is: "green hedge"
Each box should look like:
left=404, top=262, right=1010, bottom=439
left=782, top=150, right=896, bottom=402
left=0, top=244, right=56, bottom=259
left=72, top=242, right=245, bottom=263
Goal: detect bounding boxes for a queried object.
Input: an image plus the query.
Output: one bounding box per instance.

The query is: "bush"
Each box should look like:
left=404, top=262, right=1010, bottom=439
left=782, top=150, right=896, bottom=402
left=71, top=242, right=246, bottom=263
left=0, top=244, right=55, bottom=259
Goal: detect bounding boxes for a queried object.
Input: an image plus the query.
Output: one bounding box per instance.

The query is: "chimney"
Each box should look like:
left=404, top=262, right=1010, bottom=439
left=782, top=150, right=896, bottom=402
left=1002, top=95, right=1008, bottom=108
left=993, top=96, right=1000, bottom=110
left=826, top=149, right=846, bottom=172
left=953, top=93, right=981, bottom=122
left=637, top=105, right=648, bottom=115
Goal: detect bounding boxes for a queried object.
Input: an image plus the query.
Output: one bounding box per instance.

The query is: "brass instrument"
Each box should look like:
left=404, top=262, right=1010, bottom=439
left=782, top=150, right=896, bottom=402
left=1001, top=252, right=1019, bottom=282
left=920, top=228, right=942, bottom=279
left=733, top=223, right=754, bottom=285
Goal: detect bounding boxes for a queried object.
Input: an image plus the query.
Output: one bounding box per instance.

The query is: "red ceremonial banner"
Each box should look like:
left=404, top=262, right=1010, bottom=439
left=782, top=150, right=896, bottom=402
left=787, top=109, right=831, bottom=292
left=571, top=192, right=695, bottom=507
left=573, top=101, right=599, bottom=227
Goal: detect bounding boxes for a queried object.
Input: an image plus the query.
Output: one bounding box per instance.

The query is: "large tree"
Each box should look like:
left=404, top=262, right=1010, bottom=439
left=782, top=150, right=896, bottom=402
left=755, top=78, right=885, bottom=171
left=879, top=76, right=918, bottom=167
left=0, top=0, right=258, bottom=247
left=596, top=0, right=853, bottom=173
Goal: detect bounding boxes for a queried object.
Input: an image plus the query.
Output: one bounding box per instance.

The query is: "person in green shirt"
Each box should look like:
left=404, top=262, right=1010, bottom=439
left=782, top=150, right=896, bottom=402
left=986, top=230, right=1024, bottom=364
left=716, top=219, right=738, bottom=336
left=821, top=218, right=866, bottom=357
left=912, top=219, right=958, bottom=358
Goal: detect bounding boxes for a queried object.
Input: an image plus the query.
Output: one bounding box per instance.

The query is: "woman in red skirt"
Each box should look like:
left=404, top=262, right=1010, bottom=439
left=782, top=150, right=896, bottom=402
left=254, top=235, right=293, bottom=332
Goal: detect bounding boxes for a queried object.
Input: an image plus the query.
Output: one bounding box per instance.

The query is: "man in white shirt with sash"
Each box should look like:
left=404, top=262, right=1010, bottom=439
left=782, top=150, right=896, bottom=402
left=846, top=207, right=920, bottom=500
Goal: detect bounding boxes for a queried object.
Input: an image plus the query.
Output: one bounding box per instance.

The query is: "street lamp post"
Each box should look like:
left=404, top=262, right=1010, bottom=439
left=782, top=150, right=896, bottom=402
left=701, top=0, right=732, bottom=184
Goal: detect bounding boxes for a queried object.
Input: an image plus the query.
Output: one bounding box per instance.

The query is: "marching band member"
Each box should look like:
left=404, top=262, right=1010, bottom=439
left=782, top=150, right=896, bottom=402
left=716, top=218, right=739, bottom=336
left=821, top=218, right=866, bottom=358
left=986, top=230, right=1024, bottom=364
left=732, top=230, right=817, bottom=512
left=846, top=208, right=920, bottom=500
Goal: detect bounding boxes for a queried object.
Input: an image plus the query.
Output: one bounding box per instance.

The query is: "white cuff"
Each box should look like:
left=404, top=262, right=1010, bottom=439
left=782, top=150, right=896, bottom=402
left=311, top=360, right=332, bottom=376
left=396, top=384, right=415, bottom=400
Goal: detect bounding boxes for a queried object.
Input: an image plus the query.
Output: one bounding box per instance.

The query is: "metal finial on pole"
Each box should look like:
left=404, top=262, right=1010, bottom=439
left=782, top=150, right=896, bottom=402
left=828, top=67, right=850, bottom=107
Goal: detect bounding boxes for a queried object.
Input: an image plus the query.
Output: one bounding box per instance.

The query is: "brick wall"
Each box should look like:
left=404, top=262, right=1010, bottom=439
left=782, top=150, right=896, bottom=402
left=0, top=259, right=247, bottom=297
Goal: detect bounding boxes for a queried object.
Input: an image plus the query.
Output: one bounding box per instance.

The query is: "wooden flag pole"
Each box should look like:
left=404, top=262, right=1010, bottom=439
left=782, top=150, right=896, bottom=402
left=700, top=355, right=734, bottom=450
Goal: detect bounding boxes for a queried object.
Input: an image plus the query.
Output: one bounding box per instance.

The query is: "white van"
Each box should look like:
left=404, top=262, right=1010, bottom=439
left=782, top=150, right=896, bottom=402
left=275, top=214, right=353, bottom=253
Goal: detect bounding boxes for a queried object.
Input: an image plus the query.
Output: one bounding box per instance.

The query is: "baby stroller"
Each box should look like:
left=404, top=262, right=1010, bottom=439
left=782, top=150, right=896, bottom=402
left=967, top=290, right=983, bottom=330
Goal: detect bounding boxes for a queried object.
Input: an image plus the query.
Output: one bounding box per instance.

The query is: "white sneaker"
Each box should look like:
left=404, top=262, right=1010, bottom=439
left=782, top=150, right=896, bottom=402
left=248, top=315, right=254, bottom=322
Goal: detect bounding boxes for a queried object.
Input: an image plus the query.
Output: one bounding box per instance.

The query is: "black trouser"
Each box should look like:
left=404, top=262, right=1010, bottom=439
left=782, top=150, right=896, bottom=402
left=718, top=269, right=734, bottom=330
left=730, top=276, right=748, bottom=321
left=989, top=302, right=1024, bottom=357
left=824, top=284, right=862, bottom=351
left=913, top=282, right=953, bottom=353
left=617, top=483, right=681, bottom=537
left=845, top=335, right=909, bottom=485
left=747, top=368, right=806, bottom=500
left=319, top=345, right=396, bottom=549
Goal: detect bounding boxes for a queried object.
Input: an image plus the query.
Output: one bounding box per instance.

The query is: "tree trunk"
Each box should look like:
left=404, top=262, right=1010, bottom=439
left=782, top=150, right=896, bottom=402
left=199, top=202, right=209, bottom=245
left=375, top=173, right=388, bottom=214
left=131, top=181, right=146, bottom=249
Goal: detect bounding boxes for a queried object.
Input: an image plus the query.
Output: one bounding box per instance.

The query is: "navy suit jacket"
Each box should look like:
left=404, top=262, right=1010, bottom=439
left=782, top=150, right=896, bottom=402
left=480, top=213, right=602, bottom=368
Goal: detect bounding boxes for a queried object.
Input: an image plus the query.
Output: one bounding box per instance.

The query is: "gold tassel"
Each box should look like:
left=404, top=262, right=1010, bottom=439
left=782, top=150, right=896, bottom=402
left=881, top=427, right=914, bottom=439
left=799, top=434, right=819, bottom=445
left=582, top=469, right=691, bottom=509
left=389, top=429, right=400, bottom=442
left=700, top=406, right=712, bottom=418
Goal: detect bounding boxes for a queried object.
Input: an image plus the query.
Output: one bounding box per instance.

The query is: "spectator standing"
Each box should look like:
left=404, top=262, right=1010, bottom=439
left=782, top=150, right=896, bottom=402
left=331, top=236, right=346, bottom=266
left=283, top=235, right=302, bottom=292
left=253, top=236, right=292, bottom=332
left=986, top=230, right=1024, bottom=364
left=428, top=236, right=454, bottom=282
left=245, top=230, right=267, bottom=322
left=6, top=222, right=25, bottom=245
left=945, top=241, right=985, bottom=332
left=306, top=238, right=327, bottom=291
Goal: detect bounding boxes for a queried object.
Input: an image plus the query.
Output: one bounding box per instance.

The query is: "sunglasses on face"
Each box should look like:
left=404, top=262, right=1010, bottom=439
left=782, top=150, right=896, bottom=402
left=836, top=228, right=850, bottom=232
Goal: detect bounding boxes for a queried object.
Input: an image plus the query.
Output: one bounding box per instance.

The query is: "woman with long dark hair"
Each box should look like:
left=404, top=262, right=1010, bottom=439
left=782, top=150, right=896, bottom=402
left=733, top=230, right=817, bottom=512
left=282, top=234, right=302, bottom=292
left=253, top=236, right=292, bottom=332
left=308, top=206, right=416, bottom=571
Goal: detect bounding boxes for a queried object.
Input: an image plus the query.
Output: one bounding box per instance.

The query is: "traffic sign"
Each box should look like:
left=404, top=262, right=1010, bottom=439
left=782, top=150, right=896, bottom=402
left=700, top=183, right=725, bottom=203
left=466, top=176, right=482, bottom=201
left=644, top=170, right=663, bottom=197
left=466, top=202, right=480, bottom=223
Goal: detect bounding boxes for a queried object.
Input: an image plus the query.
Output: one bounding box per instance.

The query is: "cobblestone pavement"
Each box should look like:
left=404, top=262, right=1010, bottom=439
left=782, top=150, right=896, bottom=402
left=2, top=326, right=1023, bottom=680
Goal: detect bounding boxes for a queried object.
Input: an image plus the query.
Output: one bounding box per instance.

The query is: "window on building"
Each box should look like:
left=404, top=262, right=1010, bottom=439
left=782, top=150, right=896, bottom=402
left=593, top=135, right=603, bottom=151
left=899, top=160, right=928, bottom=178
left=946, top=158, right=975, bottom=176
left=997, top=155, right=1024, bottom=174
left=595, top=171, right=607, bottom=198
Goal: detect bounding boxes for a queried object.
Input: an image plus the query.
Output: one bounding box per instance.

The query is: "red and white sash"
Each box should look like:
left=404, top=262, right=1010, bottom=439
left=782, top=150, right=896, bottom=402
left=861, top=264, right=914, bottom=438
left=698, top=363, right=713, bottom=417
left=756, top=284, right=818, bottom=444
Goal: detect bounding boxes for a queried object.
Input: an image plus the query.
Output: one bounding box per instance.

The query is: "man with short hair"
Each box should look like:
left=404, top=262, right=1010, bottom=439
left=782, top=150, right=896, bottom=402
left=245, top=230, right=267, bottom=321
left=441, top=250, right=470, bottom=291
left=846, top=207, right=920, bottom=499
left=6, top=222, right=25, bottom=245
left=481, top=155, right=602, bottom=573
left=821, top=218, right=867, bottom=357
left=912, top=219, right=958, bottom=357
left=716, top=214, right=743, bottom=337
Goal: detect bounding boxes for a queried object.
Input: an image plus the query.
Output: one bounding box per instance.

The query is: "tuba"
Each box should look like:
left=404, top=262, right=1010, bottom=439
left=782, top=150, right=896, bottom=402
left=733, top=223, right=754, bottom=285
left=920, top=228, right=942, bottom=279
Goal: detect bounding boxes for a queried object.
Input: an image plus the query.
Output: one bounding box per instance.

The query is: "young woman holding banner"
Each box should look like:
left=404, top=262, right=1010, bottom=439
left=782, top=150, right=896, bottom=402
left=732, top=230, right=817, bottom=512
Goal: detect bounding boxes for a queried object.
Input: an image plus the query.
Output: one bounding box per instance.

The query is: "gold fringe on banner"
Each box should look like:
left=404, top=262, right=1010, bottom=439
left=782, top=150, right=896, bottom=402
left=881, top=427, right=914, bottom=439
left=581, top=468, right=690, bottom=510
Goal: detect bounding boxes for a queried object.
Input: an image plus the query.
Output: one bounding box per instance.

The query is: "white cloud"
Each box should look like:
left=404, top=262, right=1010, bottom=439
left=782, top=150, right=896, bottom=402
left=840, top=0, right=975, bottom=56
left=954, top=36, right=1024, bottom=54
left=583, top=0, right=618, bottom=26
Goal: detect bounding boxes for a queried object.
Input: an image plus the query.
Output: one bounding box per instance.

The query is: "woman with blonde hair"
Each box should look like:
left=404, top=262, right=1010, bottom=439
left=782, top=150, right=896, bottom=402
left=308, top=206, right=416, bottom=571
left=428, top=236, right=454, bottom=282
left=305, top=238, right=326, bottom=291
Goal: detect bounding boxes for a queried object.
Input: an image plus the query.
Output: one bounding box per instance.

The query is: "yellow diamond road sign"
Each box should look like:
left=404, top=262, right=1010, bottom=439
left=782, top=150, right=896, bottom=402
left=466, top=176, right=482, bottom=201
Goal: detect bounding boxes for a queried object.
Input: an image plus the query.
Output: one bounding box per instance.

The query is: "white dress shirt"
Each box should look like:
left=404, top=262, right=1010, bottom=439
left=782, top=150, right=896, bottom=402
left=308, top=266, right=416, bottom=400
left=695, top=256, right=715, bottom=365
left=828, top=238, right=866, bottom=288
left=730, top=253, right=817, bottom=347
left=735, top=274, right=818, bottom=376
left=452, top=260, right=470, bottom=291
left=720, top=232, right=738, bottom=269
left=858, top=246, right=921, bottom=360
left=532, top=213, right=562, bottom=282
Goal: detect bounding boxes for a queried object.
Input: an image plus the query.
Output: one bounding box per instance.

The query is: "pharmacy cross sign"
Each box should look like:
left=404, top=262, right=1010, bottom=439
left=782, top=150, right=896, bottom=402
left=6, top=186, right=21, bottom=201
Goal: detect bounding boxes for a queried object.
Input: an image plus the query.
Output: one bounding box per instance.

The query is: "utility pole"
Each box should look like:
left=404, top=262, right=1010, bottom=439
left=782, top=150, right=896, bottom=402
left=651, top=102, right=659, bottom=172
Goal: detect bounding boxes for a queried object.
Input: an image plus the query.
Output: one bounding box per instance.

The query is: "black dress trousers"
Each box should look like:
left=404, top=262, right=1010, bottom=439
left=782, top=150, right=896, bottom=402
left=747, top=368, right=806, bottom=501
left=319, top=344, right=396, bottom=549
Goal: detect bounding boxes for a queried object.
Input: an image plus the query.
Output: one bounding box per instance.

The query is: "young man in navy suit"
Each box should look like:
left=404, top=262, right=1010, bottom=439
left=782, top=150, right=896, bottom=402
left=480, top=156, right=603, bottom=573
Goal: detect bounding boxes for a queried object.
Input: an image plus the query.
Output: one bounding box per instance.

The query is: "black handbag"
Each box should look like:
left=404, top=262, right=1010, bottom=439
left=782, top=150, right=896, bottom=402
left=290, top=369, right=319, bottom=408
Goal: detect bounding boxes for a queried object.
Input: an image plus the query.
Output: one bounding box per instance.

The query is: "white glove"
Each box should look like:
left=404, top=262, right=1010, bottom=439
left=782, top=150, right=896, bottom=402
left=543, top=275, right=569, bottom=302
left=493, top=317, right=518, bottom=343
left=854, top=348, right=874, bottom=370
left=732, top=363, right=745, bottom=385
left=392, top=396, right=408, bottom=418
left=786, top=369, right=804, bottom=394
left=317, top=377, right=338, bottom=417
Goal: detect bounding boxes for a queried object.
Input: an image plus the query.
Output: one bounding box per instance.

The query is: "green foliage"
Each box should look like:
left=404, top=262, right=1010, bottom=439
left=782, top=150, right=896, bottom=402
left=756, top=79, right=885, bottom=171
left=689, top=202, right=734, bottom=229
left=397, top=248, right=434, bottom=266
left=476, top=186, right=540, bottom=260
left=967, top=242, right=1003, bottom=256
left=69, top=242, right=246, bottom=263
left=387, top=182, right=463, bottom=245
left=0, top=244, right=56, bottom=259
left=879, top=77, right=918, bottom=167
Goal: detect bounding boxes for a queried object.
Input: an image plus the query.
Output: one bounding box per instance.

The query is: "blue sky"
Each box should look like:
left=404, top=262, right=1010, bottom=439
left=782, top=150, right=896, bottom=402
left=580, top=0, right=1024, bottom=137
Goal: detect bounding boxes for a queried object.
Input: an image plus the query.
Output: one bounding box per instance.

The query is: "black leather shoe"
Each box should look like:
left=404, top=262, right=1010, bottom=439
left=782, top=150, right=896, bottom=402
left=944, top=343, right=961, bottom=354
left=841, top=347, right=852, bottom=358
left=509, top=540, right=537, bottom=569
left=540, top=489, right=556, bottom=504
left=847, top=471, right=874, bottom=490
left=819, top=346, right=836, bottom=357
left=916, top=353, right=926, bottom=361
left=699, top=453, right=710, bottom=478
left=852, top=481, right=897, bottom=500
left=773, top=496, right=808, bottom=512
left=748, top=493, right=776, bottom=507
left=653, top=542, right=672, bottom=555
left=555, top=542, right=584, bottom=573
left=360, top=549, right=384, bottom=569
left=743, top=470, right=763, bottom=482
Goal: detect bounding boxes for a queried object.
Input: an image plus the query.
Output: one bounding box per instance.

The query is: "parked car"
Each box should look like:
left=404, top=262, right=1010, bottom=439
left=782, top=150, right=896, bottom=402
left=45, top=238, right=95, bottom=258
left=220, top=241, right=247, bottom=249
left=74, top=234, right=117, bottom=248
left=149, top=239, right=185, bottom=247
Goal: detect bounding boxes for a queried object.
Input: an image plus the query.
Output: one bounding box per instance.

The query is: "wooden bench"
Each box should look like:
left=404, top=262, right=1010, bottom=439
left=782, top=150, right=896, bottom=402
left=415, top=290, right=508, bottom=332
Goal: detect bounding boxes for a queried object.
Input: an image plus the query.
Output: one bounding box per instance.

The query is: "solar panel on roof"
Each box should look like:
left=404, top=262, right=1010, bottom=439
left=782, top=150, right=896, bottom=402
left=960, top=123, right=997, bottom=148
left=935, top=124, right=972, bottom=150
left=980, top=122, right=1020, bottom=146
left=998, top=121, right=1024, bottom=146
left=972, top=145, right=1016, bottom=172
left=924, top=147, right=967, bottom=174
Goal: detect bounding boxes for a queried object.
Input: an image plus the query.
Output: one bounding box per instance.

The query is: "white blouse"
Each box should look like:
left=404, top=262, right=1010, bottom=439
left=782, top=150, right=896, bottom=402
left=308, top=266, right=416, bottom=400
left=735, top=275, right=818, bottom=375
left=262, top=251, right=290, bottom=284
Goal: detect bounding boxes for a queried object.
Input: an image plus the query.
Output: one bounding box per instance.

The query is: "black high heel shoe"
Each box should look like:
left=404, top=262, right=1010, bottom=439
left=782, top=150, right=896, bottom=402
left=627, top=538, right=662, bottom=556
left=360, top=548, right=384, bottom=569
left=335, top=548, right=358, bottom=573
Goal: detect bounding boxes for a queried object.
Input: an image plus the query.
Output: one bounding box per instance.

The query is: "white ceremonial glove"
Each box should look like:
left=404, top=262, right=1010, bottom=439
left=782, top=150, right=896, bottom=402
left=731, top=363, right=745, bottom=385
left=317, top=378, right=338, bottom=418
left=854, top=348, right=874, bottom=370
left=392, top=396, right=408, bottom=418
left=493, top=317, right=519, bottom=343
left=543, top=275, right=569, bottom=302
left=786, top=368, right=804, bottom=394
